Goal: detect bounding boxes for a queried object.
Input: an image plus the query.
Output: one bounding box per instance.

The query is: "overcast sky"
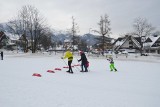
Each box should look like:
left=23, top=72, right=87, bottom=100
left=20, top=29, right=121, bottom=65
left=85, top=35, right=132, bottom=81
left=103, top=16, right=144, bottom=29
left=0, top=0, right=160, bottom=38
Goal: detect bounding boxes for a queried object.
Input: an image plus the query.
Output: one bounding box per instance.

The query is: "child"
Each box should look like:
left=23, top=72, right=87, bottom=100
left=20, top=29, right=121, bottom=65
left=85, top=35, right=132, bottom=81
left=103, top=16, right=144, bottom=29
left=107, top=56, right=117, bottom=72
left=61, top=48, right=73, bottom=73
left=78, top=51, right=88, bottom=72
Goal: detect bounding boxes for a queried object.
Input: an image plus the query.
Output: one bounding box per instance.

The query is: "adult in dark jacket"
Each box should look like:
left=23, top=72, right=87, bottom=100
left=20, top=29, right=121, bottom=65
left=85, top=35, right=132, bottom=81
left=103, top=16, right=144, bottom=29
left=78, top=51, right=88, bottom=72
left=1, top=51, right=3, bottom=60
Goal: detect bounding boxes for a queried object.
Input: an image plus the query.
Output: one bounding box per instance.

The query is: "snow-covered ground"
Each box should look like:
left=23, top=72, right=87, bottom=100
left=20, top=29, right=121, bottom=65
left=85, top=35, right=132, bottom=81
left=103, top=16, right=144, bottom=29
left=0, top=52, right=160, bottom=107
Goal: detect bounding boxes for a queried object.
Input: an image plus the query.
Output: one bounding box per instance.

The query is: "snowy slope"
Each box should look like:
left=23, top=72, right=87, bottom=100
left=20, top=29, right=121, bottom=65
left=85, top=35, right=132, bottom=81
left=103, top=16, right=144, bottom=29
left=0, top=53, right=160, bottom=107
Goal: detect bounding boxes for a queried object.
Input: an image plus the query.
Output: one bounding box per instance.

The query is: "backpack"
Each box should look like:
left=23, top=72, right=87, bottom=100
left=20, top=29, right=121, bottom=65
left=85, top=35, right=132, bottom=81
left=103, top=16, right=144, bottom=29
left=86, top=61, right=89, bottom=67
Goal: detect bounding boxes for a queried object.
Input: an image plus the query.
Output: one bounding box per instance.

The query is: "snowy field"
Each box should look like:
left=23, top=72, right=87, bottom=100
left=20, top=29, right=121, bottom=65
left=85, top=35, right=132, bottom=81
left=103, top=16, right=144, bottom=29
left=0, top=52, right=160, bottom=107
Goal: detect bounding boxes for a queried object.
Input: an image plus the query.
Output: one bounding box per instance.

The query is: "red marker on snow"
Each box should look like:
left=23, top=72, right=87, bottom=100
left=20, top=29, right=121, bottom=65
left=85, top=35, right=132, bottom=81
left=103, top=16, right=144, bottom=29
left=32, top=73, right=42, bottom=77
left=47, top=70, right=55, bottom=73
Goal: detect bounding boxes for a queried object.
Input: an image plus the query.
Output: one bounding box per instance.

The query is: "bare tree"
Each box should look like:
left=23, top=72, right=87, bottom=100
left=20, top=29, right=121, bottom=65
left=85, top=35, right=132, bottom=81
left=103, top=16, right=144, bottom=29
left=7, top=5, right=51, bottom=53
left=39, top=27, right=53, bottom=50
left=7, top=19, right=28, bottom=52
left=153, top=31, right=160, bottom=35
left=93, top=14, right=111, bottom=55
left=68, top=16, right=79, bottom=52
left=21, top=5, right=45, bottom=53
left=133, top=17, right=155, bottom=55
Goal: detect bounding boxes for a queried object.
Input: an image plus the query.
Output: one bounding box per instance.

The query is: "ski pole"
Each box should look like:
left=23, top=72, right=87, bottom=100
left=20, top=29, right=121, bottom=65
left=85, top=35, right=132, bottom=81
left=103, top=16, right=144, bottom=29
left=73, top=63, right=81, bottom=71
left=62, top=58, right=68, bottom=66
left=73, top=58, right=81, bottom=71
left=62, top=58, right=79, bottom=72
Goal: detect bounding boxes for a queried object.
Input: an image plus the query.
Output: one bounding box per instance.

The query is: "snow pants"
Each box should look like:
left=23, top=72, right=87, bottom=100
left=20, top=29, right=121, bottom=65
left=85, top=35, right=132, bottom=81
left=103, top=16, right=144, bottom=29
left=110, top=63, right=117, bottom=71
left=81, top=63, right=88, bottom=72
left=68, top=60, right=73, bottom=72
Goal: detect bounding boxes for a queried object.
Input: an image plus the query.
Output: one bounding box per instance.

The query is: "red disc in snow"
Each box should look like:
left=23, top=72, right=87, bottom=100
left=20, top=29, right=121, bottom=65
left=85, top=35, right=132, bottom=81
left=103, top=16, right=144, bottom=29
left=32, top=73, right=42, bottom=77
left=47, top=70, right=55, bottom=73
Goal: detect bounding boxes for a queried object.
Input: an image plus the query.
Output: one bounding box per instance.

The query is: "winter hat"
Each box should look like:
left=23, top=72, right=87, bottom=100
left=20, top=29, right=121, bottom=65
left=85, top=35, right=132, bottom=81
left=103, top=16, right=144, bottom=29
left=80, top=51, right=83, bottom=55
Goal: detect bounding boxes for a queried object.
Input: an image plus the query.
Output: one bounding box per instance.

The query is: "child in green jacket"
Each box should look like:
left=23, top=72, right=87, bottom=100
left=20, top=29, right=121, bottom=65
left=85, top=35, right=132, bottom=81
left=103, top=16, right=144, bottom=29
left=107, top=56, right=117, bottom=72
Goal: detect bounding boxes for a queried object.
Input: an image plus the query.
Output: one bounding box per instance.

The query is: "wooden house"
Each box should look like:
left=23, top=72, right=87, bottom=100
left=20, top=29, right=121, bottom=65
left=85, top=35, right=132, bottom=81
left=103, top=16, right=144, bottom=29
left=113, top=35, right=141, bottom=53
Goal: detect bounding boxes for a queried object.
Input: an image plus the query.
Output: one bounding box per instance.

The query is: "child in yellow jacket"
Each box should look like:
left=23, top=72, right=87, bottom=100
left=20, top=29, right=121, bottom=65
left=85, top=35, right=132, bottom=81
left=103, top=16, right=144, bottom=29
left=61, top=49, right=73, bottom=73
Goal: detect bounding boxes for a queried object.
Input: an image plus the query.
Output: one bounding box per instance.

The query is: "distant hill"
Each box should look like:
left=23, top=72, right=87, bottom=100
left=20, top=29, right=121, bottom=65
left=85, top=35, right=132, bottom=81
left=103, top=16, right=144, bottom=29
left=0, top=22, right=112, bottom=46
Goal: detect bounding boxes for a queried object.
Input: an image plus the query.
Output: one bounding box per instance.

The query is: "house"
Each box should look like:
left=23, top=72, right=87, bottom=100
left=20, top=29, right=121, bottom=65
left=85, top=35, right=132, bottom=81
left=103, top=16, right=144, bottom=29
left=113, top=35, right=141, bottom=53
left=0, top=31, right=19, bottom=50
left=113, top=34, right=160, bottom=54
left=63, top=39, right=72, bottom=49
left=0, top=31, right=9, bottom=48
left=144, top=35, right=160, bottom=54
left=64, top=39, right=72, bottom=46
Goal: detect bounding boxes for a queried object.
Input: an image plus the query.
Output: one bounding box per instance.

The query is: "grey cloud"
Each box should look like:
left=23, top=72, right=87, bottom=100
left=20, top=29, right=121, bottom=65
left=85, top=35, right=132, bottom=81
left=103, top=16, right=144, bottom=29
left=0, top=0, right=160, bottom=37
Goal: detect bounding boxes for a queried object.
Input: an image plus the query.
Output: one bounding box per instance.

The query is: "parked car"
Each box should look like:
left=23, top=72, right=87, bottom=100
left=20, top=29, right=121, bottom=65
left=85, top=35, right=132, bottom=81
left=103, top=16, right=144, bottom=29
left=121, top=50, right=128, bottom=54
left=141, top=53, right=148, bottom=56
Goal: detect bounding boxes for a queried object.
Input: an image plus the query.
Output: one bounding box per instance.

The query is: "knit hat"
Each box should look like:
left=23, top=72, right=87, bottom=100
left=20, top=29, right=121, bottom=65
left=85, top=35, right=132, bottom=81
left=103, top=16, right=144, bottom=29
left=80, top=51, right=83, bottom=55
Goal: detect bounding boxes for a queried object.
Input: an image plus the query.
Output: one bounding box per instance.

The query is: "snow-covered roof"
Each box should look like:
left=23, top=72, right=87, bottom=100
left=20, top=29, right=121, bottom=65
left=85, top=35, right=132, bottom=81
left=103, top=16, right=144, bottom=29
left=144, top=35, right=160, bottom=47
left=115, top=40, right=124, bottom=46
left=114, top=37, right=125, bottom=46
left=4, top=32, right=19, bottom=40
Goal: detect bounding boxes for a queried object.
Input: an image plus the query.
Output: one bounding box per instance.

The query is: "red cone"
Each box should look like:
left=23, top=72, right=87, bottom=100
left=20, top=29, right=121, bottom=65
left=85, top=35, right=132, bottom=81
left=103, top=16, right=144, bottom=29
left=32, top=73, right=42, bottom=77
left=47, top=70, right=55, bottom=73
